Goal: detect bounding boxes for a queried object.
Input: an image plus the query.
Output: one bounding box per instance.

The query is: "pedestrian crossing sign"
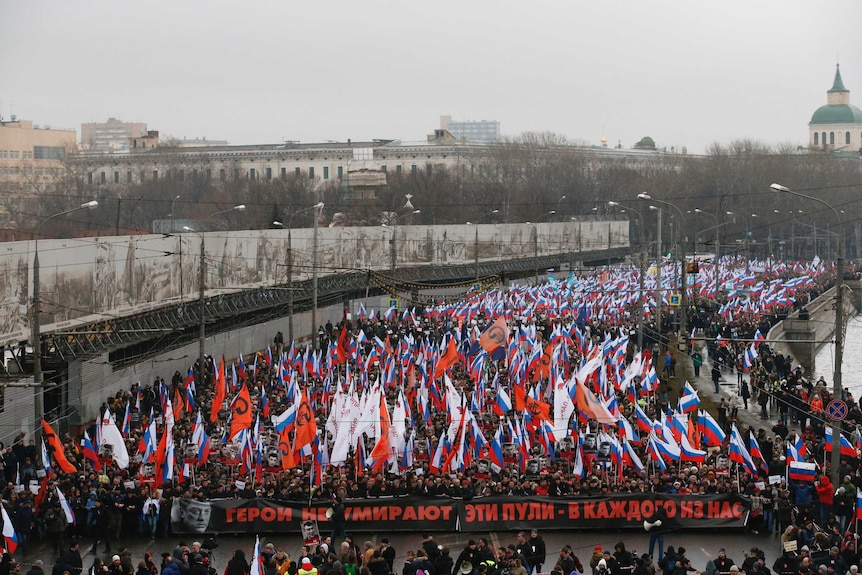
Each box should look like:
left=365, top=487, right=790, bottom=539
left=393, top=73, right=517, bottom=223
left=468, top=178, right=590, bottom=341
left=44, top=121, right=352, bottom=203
left=388, top=298, right=398, bottom=311
left=669, top=294, right=681, bottom=306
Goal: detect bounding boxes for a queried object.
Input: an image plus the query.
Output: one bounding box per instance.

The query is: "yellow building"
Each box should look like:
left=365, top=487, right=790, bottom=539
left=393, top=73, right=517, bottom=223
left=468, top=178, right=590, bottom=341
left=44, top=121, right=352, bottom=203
left=0, top=118, right=77, bottom=227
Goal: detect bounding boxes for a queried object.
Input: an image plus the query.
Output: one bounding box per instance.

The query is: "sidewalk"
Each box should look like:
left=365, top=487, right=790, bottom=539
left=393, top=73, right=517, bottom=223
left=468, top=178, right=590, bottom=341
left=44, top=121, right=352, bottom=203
left=669, top=337, right=780, bottom=435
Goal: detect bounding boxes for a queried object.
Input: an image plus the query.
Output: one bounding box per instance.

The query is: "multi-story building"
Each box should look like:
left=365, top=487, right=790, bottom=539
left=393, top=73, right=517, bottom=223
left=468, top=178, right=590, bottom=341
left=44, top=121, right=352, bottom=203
left=81, top=117, right=147, bottom=152
left=809, top=65, right=862, bottom=153
left=0, top=117, right=77, bottom=228
left=440, top=115, right=501, bottom=143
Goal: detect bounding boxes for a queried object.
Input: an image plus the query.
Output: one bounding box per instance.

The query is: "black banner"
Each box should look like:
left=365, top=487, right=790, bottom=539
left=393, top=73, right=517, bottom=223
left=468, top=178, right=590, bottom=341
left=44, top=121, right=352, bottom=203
left=171, top=493, right=749, bottom=534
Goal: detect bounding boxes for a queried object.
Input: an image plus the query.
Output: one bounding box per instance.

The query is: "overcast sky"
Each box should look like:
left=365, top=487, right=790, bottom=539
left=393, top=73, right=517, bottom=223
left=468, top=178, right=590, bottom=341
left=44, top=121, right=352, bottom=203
left=2, top=1, right=860, bottom=154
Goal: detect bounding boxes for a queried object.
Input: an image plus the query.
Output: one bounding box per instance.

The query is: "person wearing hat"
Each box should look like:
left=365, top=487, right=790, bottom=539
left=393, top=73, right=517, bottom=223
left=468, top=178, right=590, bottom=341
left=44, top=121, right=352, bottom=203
left=526, top=530, right=546, bottom=575
left=590, top=547, right=605, bottom=575
left=741, top=549, right=763, bottom=575
left=704, top=549, right=735, bottom=575
left=825, top=547, right=847, bottom=574
left=381, top=539, right=397, bottom=574
left=455, top=541, right=479, bottom=575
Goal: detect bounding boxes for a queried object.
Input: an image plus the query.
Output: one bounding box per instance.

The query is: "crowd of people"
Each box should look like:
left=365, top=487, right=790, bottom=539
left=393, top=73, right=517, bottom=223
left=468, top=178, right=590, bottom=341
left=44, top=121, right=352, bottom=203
left=1, top=258, right=861, bottom=575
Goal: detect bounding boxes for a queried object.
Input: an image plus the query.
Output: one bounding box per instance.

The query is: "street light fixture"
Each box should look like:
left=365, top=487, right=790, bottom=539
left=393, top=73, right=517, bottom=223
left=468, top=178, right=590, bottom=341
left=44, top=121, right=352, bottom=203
left=32, top=200, right=99, bottom=436
left=274, top=202, right=326, bottom=343
left=608, top=201, right=647, bottom=351
left=639, top=193, right=689, bottom=370
left=183, top=204, right=245, bottom=388
left=771, top=182, right=845, bottom=488
left=170, top=195, right=181, bottom=233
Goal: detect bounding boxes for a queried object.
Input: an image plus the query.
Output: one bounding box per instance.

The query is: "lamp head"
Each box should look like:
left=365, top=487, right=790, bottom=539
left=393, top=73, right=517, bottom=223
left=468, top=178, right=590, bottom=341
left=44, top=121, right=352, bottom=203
left=694, top=208, right=704, bottom=214
left=637, top=193, right=652, bottom=200
left=182, top=226, right=194, bottom=232
left=412, top=209, right=421, bottom=215
left=491, top=209, right=499, bottom=214
left=560, top=195, right=567, bottom=201
left=81, top=200, right=99, bottom=209
left=549, top=210, right=556, bottom=215
left=770, top=183, right=789, bottom=193
left=649, top=205, right=659, bottom=211
left=273, top=221, right=284, bottom=227
left=607, top=201, right=619, bottom=207
left=233, top=204, right=246, bottom=211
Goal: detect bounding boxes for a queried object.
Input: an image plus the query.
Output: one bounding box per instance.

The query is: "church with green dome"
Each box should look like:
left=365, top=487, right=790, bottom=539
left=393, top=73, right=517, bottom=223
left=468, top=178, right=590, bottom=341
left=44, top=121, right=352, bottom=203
left=809, top=65, right=862, bottom=153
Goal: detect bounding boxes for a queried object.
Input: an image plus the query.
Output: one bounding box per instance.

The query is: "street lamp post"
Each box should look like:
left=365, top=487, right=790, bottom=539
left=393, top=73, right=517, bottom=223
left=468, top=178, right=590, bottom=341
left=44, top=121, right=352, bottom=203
left=608, top=201, right=646, bottom=351
left=771, top=182, right=845, bottom=488
left=383, top=209, right=421, bottom=272
left=639, top=193, right=688, bottom=373
left=694, top=208, right=733, bottom=301
left=275, top=201, right=326, bottom=343
left=183, top=204, right=245, bottom=388
left=311, top=202, right=324, bottom=350
left=170, top=195, right=181, bottom=233
left=32, top=200, right=99, bottom=434
left=647, top=205, right=663, bottom=350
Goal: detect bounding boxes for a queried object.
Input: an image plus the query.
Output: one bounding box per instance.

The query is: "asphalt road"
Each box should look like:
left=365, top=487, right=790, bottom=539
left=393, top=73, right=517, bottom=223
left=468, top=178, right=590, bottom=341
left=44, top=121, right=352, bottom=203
left=18, top=527, right=783, bottom=575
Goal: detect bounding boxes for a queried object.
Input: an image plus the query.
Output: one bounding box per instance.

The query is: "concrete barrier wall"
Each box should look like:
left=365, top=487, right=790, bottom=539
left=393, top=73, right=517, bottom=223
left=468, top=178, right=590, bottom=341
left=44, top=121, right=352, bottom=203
left=767, top=285, right=856, bottom=369
left=0, top=219, right=627, bottom=346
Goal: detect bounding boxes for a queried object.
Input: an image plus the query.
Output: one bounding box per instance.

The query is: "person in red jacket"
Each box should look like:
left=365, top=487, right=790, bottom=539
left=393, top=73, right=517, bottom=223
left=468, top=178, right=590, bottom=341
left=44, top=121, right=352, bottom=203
left=815, top=475, right=834, bottom=524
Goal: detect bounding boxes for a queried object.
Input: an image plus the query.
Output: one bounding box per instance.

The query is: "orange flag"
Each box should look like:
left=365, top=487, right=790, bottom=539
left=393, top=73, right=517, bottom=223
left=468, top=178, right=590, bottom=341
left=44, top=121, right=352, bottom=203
left=210, top=357, right=227, bottom=424
left=524, top=395, right=551, bottom=423
left=172, top=387, right=184, bottom=422
left=369, top=395, right=391, bottom=471
left=531, top=344, right=553, bottom=382
left=478, top=316, right=508, bottom=354
left=229, top=384, right=253, bottom=439
left=279, top=426, right=296, bottom=470
left=433, top=336, right=459, bottom=380
left=41, top=419, right=78, bottom=474
left=293, top=389, right=317, bottom=453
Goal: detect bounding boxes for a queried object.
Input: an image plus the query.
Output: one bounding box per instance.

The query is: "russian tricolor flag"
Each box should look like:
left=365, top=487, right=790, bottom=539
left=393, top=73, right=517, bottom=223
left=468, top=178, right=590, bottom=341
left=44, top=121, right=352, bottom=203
left=824, top=426, right=858, bottom=458
left=493, top=385, right=513, bottom=416
left=856, top=491, right=862, bottom=521
left=788, top=461, right=817, bottom=482
left=678, top=382, right=700, bottom=414
left=698, top=409, right=726, bottom=447
left=272, top=403, right=297, bottom=433
left=56, top=486, right=76, bottom=525
left=1, top=505, right=18, bottom=554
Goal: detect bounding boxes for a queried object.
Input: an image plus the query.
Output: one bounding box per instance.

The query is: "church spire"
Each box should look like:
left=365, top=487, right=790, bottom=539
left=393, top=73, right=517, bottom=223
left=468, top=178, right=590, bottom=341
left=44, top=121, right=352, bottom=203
left=830, top=63, right=847, bottom=92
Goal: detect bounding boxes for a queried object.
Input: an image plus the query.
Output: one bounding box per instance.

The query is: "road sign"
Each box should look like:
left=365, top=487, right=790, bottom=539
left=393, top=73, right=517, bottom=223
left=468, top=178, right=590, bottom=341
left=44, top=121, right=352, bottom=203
left=827, top=399, right=848, bottom=421
left=669, top=294, right=681, bottom=307
left=388, top=298, right=398, bottom=310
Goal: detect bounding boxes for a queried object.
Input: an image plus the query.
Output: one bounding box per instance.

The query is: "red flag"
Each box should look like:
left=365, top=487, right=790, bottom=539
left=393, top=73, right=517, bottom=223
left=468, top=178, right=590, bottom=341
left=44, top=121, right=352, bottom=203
left=41, top=419, right=77, bottom=474
left=433, top=336, right=459, bottom=380
left=524, top=395, right=551, bottom=423
left=210, top=358, right=227, bottom=424
left=279, top=426, right=296, bottom=470
left=335, top=326, right=349, bottom=364
left=368, top=395, right=391, bottom=471
left=229, top=385, right=253, bottom=439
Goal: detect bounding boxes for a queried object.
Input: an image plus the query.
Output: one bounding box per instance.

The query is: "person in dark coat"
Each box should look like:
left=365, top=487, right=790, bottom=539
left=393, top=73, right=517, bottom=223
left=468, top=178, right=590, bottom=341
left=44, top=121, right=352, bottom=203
left=57, top=542, right=84, bottom=575
left=26, top=560, right=46, bottom=575
left=225, top=551, right=250, bottom=575
left=454, top=542, right=478, bottom=575
left=526, top=530, right=546, bottom=575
